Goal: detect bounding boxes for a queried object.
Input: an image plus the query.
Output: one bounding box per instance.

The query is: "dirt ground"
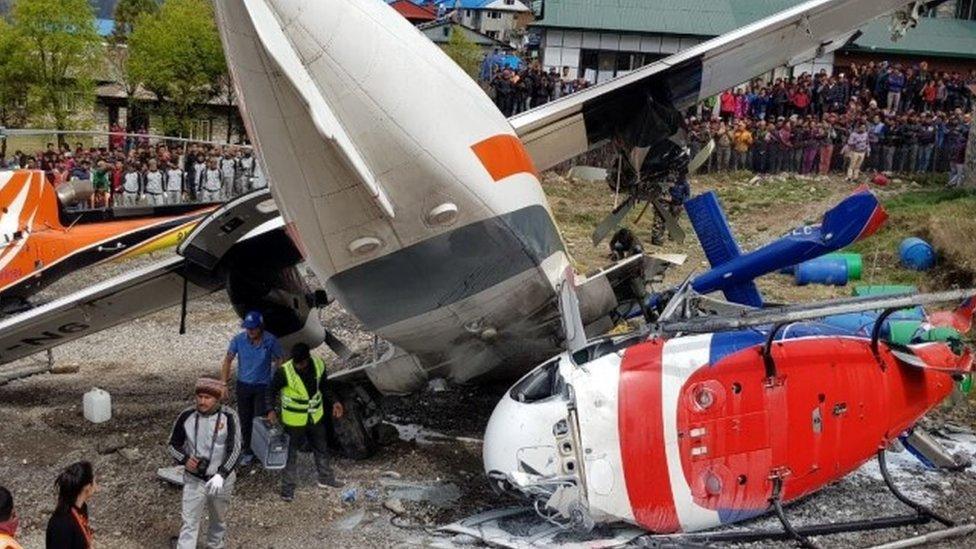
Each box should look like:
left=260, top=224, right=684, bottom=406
left=2, top=172, right=975, bottom=548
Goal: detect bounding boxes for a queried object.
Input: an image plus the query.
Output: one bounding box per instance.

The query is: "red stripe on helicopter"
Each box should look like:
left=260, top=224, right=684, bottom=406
left=617, top=338, right=681, bottom=533
left=471, top=134, right=538, bottom=182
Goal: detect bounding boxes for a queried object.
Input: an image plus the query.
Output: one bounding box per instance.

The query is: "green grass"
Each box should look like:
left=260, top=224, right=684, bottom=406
left=847, top=187, right=976, bottom=289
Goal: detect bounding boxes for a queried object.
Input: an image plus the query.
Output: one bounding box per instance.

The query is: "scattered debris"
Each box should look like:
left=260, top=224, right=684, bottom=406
left=427, top=378, right=448, bottom=392
left=332, top=508, right=366, bottom=531
left=50, top=364, right=80, bottom=375
left=392, top=422, right=483, bottom=445
left=341, top=488, right=358, bottom=504
left=156, top=466, right=185, bottom=487
left=117, top=447, right=142, bottom=463
left=440, top=507, right=645, bottom=548
left=384, top=498, right=406, bottom=515
left=380, top=479, right=461, bottom=509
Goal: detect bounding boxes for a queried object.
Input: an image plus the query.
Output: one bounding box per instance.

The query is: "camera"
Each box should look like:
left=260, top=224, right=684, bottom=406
left=189, top=457, right=211, bottom=480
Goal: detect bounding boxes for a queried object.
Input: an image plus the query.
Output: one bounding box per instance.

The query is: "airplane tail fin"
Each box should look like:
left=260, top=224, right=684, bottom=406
left=820, top=184, right=888, bottom=246
left=0, top=170, right=63, bottom=235
left=684, top=191, right=763, bottom=307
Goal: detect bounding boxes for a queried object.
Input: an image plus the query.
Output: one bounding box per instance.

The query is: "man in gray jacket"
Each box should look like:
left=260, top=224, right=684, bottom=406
left=168, top=377, right=242, bottom=549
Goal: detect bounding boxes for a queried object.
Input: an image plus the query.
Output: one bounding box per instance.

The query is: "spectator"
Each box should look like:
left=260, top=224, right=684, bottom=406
left=714, top=121, right=733, bottom=171
left=0, top=485, right=22, bottom=549
left=46, top=461, right=96, bottom=549
left=732, top=122, right=753, bottom=171
left=143, top=158, right=166, bottom=206
left=90, top=160, right=110, bottom=208
left=845, top=123, right=871, bottom=181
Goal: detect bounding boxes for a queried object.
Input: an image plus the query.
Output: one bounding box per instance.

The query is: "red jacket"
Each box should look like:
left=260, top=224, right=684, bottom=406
left=792, top=91, right=810, bottom=109
left=720, top=91, right=736, bottom=113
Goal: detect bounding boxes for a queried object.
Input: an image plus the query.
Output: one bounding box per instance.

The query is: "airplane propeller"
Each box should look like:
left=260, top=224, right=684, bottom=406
left=571, top=139, right=715, bottom=247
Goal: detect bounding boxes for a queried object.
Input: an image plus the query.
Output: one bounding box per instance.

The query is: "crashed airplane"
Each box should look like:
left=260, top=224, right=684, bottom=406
left=1, top=0, right=974, bottom=543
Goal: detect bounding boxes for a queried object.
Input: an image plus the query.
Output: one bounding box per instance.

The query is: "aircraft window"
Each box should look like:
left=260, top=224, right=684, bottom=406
left=510, top=360, right=562, bottom=403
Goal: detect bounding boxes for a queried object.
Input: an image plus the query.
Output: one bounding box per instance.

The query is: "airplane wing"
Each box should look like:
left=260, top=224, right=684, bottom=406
left=511, top=0, right=925, bottom=171
left=0, top=256, right=220, bottom=366
left=0, top=190, right=298, bottom=368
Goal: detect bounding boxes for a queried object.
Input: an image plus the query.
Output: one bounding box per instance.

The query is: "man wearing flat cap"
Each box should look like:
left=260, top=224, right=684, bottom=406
left=167, top=377, right=242, bottom=549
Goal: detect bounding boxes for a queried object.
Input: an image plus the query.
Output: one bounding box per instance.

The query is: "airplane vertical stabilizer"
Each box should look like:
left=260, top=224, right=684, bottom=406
left=684, top=191, right=763, bottom=307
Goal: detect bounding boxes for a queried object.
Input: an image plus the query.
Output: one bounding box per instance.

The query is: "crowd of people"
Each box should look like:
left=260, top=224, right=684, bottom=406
left=682, top=62, right=973, bottom=183
left=487, top=63, right=592, bottom=117
left=484, top=57, right=972, bottom=185
left=0, top=312, right=342, bottom=549
left=1, top=127, right=263, bottom=209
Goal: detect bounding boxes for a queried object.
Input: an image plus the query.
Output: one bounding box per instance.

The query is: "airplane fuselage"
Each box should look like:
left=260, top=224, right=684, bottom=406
left=215, top=0, right=571, bottom=387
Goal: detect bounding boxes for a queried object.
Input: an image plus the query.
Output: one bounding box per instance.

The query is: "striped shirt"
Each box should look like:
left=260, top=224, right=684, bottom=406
left=167, top=405, right=242, bottom=479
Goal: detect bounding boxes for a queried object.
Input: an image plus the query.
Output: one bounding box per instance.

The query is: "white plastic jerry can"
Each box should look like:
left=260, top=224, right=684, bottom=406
left=83, top=388, right=112, bottom=423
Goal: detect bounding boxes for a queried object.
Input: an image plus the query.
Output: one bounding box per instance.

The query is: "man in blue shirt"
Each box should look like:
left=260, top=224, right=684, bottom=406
left=221, top=311, right=283, bottom=465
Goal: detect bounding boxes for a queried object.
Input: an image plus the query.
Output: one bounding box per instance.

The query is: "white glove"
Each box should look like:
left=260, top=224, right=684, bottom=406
left=205, top=473, right=225, bottom=495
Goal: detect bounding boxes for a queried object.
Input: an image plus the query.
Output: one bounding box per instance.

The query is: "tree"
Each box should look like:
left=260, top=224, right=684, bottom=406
left=443, top=26, right=482, bottom=80
left=12, top=0, right=101, bottom=136
left=0, top=19, right=30, bottom=128
left=0, top=19, right=31, bottom=159
left=112, top=0, right=159, bottom=43
left=127, top=0, right=226, bottom=136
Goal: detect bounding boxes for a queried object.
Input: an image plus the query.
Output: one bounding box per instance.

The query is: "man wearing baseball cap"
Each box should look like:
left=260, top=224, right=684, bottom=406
left=221, top=310, right=283, bottom=465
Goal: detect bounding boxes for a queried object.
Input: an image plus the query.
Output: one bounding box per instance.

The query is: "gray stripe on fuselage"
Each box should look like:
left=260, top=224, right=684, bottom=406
left=326, top=205, right=563, bottom=329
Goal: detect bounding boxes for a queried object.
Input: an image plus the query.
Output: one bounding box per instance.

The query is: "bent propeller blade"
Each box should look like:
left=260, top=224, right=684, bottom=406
left=591, top=196, right=635, bottom=246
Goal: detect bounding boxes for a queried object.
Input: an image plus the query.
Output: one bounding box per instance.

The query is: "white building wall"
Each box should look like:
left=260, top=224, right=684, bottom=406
left=541, top=28, right=837, bottom=84
left=541, top=29, right=704, bottom=82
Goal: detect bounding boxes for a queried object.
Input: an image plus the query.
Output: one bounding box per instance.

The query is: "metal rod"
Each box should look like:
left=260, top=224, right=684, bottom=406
left=866, top=523, right=976, bottom=549
left=877, top=449, right=954, bottom=527
left=679, top=514, right=931, bottom=544
left=3, top=128, right=250, bottom=148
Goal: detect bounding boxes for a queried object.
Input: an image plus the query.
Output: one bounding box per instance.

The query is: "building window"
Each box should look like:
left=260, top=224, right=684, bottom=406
left=504, top=0, right=514, bottom=4
left=443, top=27, right=450, bottom=37
left=488, top=11, right=501, bottom=19
left=465, top=9, right=472, bottom=16
left=486, top=30, right=499, bottom=39
left=579, top=49, right=665, bottom=82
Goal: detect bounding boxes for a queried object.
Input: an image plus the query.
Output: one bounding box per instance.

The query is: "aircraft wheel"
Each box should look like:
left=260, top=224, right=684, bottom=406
left=330, top=383, right=380, bottom=459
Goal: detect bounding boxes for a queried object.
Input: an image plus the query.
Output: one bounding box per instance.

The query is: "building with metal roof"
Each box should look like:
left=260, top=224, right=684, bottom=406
left=532, top=0, right=976, bottom=83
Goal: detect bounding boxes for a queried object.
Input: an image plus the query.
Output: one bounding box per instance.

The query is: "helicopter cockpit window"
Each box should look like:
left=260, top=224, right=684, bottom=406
left=510, top=359, right=563, bottom=403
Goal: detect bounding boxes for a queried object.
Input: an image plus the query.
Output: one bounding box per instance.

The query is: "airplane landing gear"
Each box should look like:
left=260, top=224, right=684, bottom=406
left=329, top=381, right=393, bottom=459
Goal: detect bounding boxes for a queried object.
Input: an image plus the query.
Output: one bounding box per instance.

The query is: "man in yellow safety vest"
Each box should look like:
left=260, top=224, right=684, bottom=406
left=266, top=343, right=344, bottom=501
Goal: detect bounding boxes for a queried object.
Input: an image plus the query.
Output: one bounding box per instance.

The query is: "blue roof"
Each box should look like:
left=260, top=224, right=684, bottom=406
left=96, top=18, right=115, bottom=37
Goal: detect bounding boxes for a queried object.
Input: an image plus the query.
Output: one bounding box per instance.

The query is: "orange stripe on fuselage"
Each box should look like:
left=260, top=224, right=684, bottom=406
left=471, top=134, right=538, bottom=182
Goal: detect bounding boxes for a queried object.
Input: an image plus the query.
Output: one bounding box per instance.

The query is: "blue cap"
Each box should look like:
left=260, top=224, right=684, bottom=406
left=241, top=311, right=263, bottom=329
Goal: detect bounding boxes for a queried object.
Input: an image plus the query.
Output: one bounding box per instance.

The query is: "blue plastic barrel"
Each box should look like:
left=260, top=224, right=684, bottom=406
left=795, top=258, right=849, bottom=286
left=899, top=237, right=935, bottom=271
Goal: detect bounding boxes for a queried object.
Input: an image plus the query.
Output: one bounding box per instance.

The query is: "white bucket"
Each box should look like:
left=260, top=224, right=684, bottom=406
left=83, top=388, right=112, bottom=424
